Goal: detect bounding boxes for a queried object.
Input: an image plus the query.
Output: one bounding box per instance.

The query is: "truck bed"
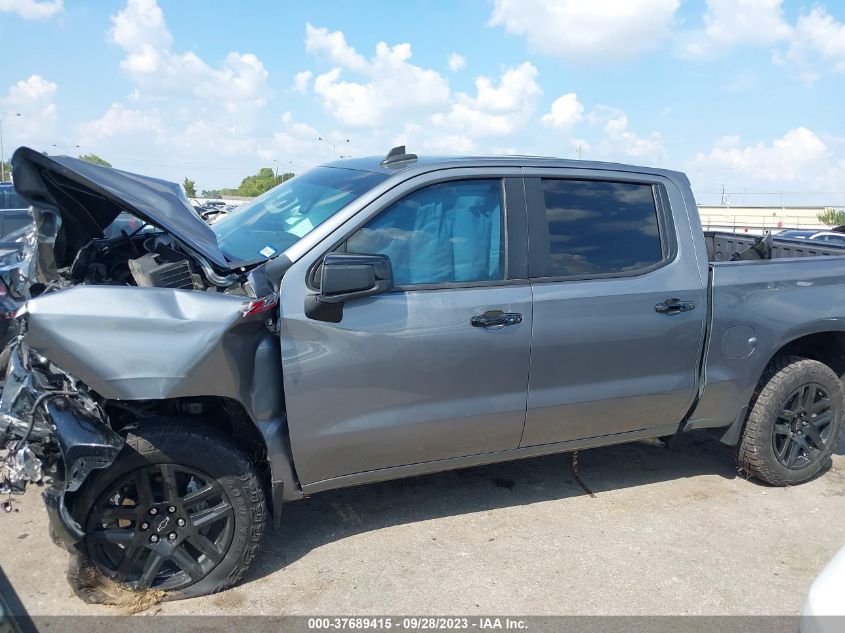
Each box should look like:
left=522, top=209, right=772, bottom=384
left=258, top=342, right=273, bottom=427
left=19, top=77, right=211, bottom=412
left=705, top=231, right=845, bottom=262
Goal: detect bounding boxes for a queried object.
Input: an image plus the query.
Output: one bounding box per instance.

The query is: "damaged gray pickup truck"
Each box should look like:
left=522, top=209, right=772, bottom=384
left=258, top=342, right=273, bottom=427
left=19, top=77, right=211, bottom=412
left=2, top=145, right=844, bottom=601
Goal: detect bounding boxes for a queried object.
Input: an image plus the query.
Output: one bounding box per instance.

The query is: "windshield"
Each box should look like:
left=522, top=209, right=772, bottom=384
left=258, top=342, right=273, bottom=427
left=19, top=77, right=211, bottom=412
left=212, top=166, right=387, bottom=262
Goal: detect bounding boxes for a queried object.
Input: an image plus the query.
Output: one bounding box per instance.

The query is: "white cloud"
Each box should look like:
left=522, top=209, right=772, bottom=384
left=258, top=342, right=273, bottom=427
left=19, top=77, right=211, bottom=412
left=542, top=93, right=584, bottom=129
left=257, top=112, right=319, bottom=163
left=432, top=62, right=542, bottom=137
left=305, top=23, right=369, bottom=73
left=111, top=0, right=171, bottom=73
left=306, top=24, right=450, bottom=127
left=447, top=53, right=466, bottom=72
left=687, top=128, right=834, bottom=194
left=4, top=74, right=57, bottom=105
left=110, top=0, right=268, bottom=110
left=677, top=0, right=792, bottom=58
left=489, top=0, right=844, bottom=82
left=79, top=102, right=164, bottom=140
left=392, top=123, right=477, bottom=154
left=489, top=0, right=679, bottom=63
left=300, top=24, right=662, bottom=167
left=0, top=0, right=62, bottom=19
left=293, top=70, right=312, bottom=93
left=582, top=105, right=666, bottom=162
left=1, top=75, right=59, bottom=151
left=775, top=7, right=845, bottom=84
left=66, top=0, right=283, bottom=188
left=677, top=2, right=845, bottom=82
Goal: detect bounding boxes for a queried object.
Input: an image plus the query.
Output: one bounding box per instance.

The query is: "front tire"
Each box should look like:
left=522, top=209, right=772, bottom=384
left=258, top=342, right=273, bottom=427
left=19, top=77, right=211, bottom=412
left=72, top=420, right=266, bottom=600
left=736, top=356, right=844, bottom=486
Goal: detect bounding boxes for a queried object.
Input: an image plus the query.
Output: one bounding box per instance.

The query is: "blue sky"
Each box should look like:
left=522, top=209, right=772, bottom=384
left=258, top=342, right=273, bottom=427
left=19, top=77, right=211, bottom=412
left=1, top=0, right=844, bottom=205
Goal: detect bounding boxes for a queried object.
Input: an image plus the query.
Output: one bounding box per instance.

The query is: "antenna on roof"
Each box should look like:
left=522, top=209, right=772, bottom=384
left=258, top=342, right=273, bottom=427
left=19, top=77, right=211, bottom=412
left=380, top=145, right=417, bottom=167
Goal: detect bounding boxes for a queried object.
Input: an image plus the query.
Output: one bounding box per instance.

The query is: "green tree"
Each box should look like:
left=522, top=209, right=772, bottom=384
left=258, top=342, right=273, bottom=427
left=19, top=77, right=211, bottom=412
left=0, top=160, right=10, bottom=182
left=222, top=167, right=294, bottom=197
left=200, top=189, right=221, bottom=198
left=78, top=153, right=112, bottom=167
left=183, top=177, right=197, bottom=198
left=818, top=208, right=845, bottom=226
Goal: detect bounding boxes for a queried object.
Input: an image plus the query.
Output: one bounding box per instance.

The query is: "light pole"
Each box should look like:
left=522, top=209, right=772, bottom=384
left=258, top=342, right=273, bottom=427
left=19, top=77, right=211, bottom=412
left=0, top=113, right=22, bottom=182
left=317, top=136, right=349, bottom=160
left=273, top=159, right=280, bottom=177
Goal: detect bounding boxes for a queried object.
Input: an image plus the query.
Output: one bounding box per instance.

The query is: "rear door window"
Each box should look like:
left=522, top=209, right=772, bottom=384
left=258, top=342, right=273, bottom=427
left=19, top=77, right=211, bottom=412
left=534, top=179, right=664, bottom=278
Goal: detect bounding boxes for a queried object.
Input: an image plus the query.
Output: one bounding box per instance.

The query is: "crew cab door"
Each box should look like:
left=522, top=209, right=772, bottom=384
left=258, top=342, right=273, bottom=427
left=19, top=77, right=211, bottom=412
left=520, top=169, right=707, bottom=446
left=279, top=171, right=531, bottom=487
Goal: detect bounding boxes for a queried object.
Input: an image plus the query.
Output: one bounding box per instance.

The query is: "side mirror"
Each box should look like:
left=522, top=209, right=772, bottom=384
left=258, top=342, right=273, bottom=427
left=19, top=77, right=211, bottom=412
left=318, top=253, right=394, bottom=304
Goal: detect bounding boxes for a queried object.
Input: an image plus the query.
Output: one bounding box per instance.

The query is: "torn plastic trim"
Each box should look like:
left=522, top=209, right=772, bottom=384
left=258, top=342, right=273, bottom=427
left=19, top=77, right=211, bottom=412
left=44, top=397, right=123, bottom=492
left=43, top=482, right=87, bottom=548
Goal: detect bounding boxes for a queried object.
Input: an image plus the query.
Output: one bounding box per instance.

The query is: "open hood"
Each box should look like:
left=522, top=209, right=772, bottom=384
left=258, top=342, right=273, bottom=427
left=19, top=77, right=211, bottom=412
left=10, top=147, right=228, bottom=269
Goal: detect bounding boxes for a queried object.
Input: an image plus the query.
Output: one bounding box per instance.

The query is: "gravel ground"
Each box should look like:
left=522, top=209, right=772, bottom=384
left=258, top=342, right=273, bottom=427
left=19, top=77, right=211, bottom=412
left=1, top=431, right=843, bottom=617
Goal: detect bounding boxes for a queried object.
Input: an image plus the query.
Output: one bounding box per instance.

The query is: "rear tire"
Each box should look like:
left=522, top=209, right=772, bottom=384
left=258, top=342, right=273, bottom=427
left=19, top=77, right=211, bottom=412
left=72, top=419, right=266, bottom=600
left=736, top=356, right=844, bottom=486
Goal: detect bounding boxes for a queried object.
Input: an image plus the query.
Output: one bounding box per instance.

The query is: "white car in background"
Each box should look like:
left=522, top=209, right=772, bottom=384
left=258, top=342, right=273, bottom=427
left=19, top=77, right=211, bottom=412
left=778, top=229, right=845, bottom=245
left=801, top=545, right=845, bottom=633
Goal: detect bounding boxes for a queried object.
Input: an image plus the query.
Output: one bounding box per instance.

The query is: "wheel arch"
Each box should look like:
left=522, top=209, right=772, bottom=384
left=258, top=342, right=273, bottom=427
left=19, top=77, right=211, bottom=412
left=773, top=331, right=845, bottom=381
left=102, top=396, right=302, bottom=527
left=719, top=330, right=845, bottom=445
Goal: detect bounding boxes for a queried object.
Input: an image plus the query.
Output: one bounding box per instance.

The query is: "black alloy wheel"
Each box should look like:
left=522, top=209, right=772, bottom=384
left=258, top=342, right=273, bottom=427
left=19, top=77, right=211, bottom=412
left=737, top=356, right=844, bottom=486
left=772, top=383, right=835, bottom=469
left=85, top=463, right=235, bottom=591
left=73, top=420, right=266, bottom=600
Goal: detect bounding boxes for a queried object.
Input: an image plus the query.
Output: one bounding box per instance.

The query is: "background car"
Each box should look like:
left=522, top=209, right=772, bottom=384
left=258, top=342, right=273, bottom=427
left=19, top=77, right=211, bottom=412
left=0, top=184, right=33, bottom=240
left=0, top=187, right=32, bottom=368
left=0, top=183, right=27, bottom=211
left=777, top=229, right=845, bottom=244
left=801, top=544, right=845, bottom=633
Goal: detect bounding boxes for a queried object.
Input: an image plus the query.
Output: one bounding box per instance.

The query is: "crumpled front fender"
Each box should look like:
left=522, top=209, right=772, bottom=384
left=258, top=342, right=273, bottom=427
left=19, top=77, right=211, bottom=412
left=20, top=285, right=284, bottom=425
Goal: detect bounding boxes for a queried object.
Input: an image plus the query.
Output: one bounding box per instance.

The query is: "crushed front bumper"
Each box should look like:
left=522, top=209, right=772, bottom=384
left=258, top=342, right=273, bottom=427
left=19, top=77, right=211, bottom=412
left=1, top=342, right=124, bottom=550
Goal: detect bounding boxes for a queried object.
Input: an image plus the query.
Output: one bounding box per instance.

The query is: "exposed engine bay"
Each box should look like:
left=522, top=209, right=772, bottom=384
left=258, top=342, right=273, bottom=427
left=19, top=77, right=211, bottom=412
left=55, top=228, right=248, bottom=294
left=9, top=205, right=257, bottom=299
left=0, top=148, right=284, bottom=527
left=5, top=145, right=271, bottom=301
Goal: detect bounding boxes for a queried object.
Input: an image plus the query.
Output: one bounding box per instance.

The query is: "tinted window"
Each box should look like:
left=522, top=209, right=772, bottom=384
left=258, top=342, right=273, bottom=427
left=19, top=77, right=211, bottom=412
left=539, top=179, right=662, bottom=277
left=817, top=234, right=845, bottom=244
left=347, top=179, right=504, bottom=286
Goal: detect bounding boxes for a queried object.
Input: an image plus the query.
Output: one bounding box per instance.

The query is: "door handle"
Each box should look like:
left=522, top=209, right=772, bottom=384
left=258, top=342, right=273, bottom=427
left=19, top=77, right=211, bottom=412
left=471, top=310, right=523, bottom=328
left=655, top=298, right=696, bottom=315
